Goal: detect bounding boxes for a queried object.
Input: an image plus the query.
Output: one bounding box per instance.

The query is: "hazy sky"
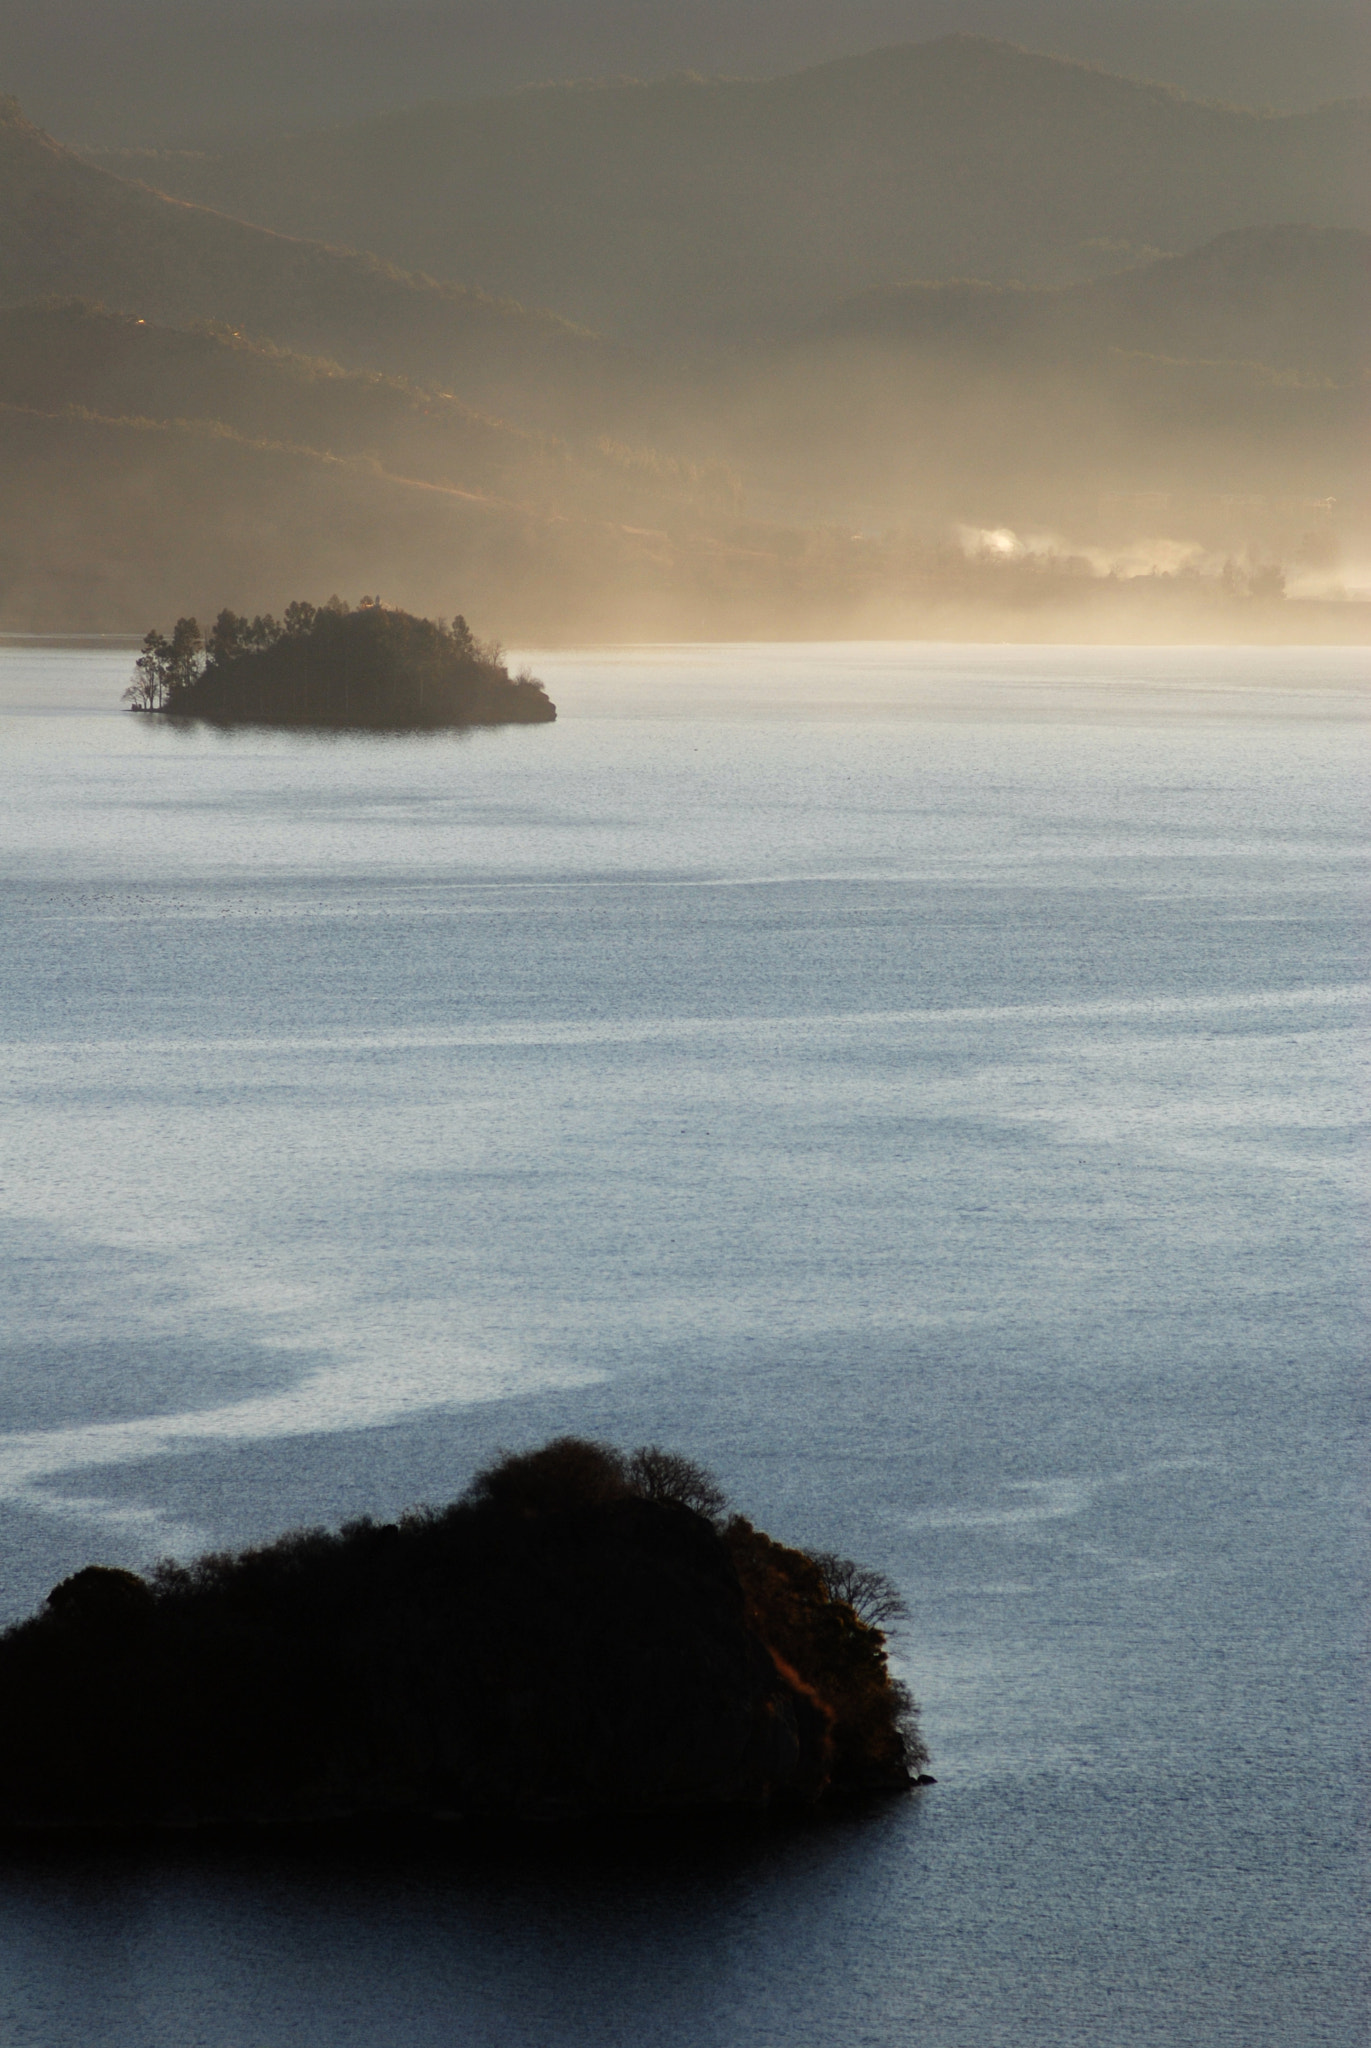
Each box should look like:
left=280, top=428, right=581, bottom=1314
left=4, top=0, right=1368, bottom=144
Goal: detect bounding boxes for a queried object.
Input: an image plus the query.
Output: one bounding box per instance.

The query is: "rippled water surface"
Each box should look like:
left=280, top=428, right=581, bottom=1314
left=0, top=641, right=1365, bottom=2045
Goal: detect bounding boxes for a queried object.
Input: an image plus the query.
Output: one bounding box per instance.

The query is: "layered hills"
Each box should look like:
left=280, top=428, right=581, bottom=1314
left=809, top=225, right=1371, bottom=380
left=7, top=0, right=1370, bottom=150
left=0, top=36, right=1365, bottom=641
left=740, top=225, right=1370, bottom=536
left=0, top=299, right=727, bottom=517
left=103, top=38, right=1371, bottom=342
left=0, top=297, right=753, bottom=634
left=0, top=95, right=637, bottom=428
left=8, top=0, right=1371, bottom=152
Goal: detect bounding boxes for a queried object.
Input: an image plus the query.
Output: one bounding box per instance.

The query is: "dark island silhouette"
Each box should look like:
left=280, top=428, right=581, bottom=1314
left=0, top=1439, right=929, bottom=1834
left=125, top=596, right=556, bottom=729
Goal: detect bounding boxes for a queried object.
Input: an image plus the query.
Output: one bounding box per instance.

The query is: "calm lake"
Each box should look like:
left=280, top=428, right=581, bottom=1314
left=0, top=640, right=1365, bottom=2046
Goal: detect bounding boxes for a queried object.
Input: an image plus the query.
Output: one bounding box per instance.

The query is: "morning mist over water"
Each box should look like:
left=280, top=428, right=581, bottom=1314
left=0, top=2, right=1366, bottom=2040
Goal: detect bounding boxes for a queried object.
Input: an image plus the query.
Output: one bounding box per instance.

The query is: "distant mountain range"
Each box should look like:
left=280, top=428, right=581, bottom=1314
left=3, top=0, right=1369, bottom=149
left=809, top=225, right=1371, bottom=380
left=0, top=35, right=1365, bottom=640
left=98, top=38, right=1371, bottom=342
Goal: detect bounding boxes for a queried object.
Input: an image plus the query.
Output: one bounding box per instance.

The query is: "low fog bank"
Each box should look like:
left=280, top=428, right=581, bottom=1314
left=1, top=405, right=1363, bottom=649
left=0, top=321, right=1362, bottom=646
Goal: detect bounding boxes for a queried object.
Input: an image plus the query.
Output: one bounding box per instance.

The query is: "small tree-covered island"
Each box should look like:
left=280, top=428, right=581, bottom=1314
left=0, top=1440, right=929, bottom=1834
left=125, top=596, right=556, bottom=729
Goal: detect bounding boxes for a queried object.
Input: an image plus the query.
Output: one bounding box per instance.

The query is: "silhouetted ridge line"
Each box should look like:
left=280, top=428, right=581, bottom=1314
left=0, top=1440, right=928, bottom=1832
left=124, top=596, right=556, bottom=729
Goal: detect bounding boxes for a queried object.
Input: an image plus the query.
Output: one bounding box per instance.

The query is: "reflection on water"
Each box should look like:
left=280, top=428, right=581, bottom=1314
left=0, top=642, right=1364, bottom=2044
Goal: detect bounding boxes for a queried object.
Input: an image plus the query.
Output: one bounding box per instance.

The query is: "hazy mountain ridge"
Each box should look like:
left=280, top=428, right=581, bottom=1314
left=7, top=389, right=1353, bottom=645
left=0, top=96, right=640, bottom=428
left=0, top=398, right=703, bottom=636
left=809, top=226, right=1371, bottom=381
left=0, top=299, right=735, bottom=521
left=1, top=43, right=1365, bottom=639
left=99, top=38, right=1371, bottom=342
left=6, top=0, right=1369, bottom=150
left=726, top=229, right=1367, bottom=569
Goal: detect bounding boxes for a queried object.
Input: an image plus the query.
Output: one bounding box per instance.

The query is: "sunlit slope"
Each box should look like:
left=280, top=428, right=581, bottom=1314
left=0, top=97, right=636, bottom=428
left=0, top=300, right=730, bottom=522
left=4, top=394, right=1363, bottom=644
left=110, top=37, right=1371, bottom=341
left=0, top=402, right=709, bottom=637
left=0, top=299, right=747, bottom=635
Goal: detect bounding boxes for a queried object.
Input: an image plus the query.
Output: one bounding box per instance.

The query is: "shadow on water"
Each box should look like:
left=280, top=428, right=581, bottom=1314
left=0, top=1797, right=939, bottom=2048
left=0, top=1793, right=927, bottom=1946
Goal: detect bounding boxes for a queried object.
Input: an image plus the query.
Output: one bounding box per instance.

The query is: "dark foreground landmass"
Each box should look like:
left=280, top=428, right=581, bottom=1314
left=127, top=598, right=556, bottom=729
left=0, top=1441, right=927, bottom=1834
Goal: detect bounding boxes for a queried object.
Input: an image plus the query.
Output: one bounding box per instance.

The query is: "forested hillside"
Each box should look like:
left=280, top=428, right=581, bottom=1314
left=0, top=399, right=743, bottom=638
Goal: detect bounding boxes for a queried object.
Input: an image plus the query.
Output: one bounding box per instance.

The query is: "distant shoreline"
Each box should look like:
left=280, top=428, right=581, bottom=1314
left=6, top=615, right=1364, bottom=656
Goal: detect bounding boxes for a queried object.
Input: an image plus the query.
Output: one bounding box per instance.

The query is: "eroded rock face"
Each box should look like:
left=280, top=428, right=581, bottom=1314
left=0, top=1480, right=916, bottom=1831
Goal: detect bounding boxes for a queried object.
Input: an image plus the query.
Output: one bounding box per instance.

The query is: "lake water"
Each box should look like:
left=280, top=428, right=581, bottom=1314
left=0, top=640, right=1365, bottom=2046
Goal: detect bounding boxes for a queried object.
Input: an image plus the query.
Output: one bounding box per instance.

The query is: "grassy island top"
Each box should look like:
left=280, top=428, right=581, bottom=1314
left=0, top=1438, right=928, bottom=1833
left=125, top=596, right=556, bottom=729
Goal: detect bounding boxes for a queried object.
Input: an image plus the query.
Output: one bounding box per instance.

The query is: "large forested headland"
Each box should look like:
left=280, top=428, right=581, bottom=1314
left=0, top=1440, right=928, bottom=1832
left=126, top=598, right=556, bottom=729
